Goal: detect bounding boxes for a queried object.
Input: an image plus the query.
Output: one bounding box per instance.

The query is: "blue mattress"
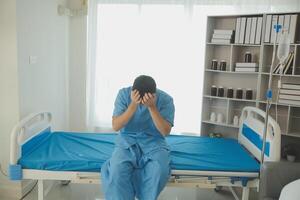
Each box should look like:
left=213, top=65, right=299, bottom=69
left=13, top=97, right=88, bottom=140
left=19, top=130, right=260, bottom=173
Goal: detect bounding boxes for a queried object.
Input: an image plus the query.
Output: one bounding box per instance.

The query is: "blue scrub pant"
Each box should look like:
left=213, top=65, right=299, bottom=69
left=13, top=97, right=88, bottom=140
left=101, top=144, right=171, bottom=200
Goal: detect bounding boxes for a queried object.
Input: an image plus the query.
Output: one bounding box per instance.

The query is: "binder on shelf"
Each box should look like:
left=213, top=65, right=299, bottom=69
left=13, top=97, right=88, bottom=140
left=255, top=17, right=263, bottom=44
left=276, top=15, right=285, bottom=43
left=211, top=38, right=231, bottom=44
left=236, top=62, right=258, bottom=67
left=213, top=33, right=232, bottom=39
left=244, top=18, right=252, bottom=44
left=270, top=15, right=278, bottom=43
left=264, top=15, right=272, bottom=43
left=278, top=99, right=300, bottom=106
left=283, top=52, right=294, bottom=74
left=279, top=94, right=300, bottom=101
left=250, top=17, right=257, bottom=44
left=283, top=15, right=291, bottom=32
left=280, top=89, right=300, bottom=95
left=276, top=15, right=284, bottom=43
left=282, top=83, right=300, bottom=90
left=235, top=67, right=258, bottom=72
left=239, top=17, right=247, bottom=44
left=273, top=52, right=294, bottom=74
left=273, top=63, right=281, bottom=74
left=289, top=14, right=298, bottom=43
left=214, top=29, right=234, bottom=34
left=235, top=17, right=241, bottom=44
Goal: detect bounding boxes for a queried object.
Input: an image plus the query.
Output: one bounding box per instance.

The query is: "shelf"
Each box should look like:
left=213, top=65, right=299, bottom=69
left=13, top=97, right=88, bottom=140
left=282, top=133, right=300, bottom=138
left=232, top=43, right=261, bottom=47
left=206, top=43, right=231, bottom=46
left=202, top=120, right=239, bottom=128
left=260, top=72, right=300, bottom=78
left=203, top=14, right=300, bottom=142
left=206, top=42, right=261, bottom=47
left=258, top=100, right=300, bottom=108
left=204, top=95, right=257, bottom=103
left=263, top=43, right=299, bottom=46
left=205, top=69, right=259, bottom=75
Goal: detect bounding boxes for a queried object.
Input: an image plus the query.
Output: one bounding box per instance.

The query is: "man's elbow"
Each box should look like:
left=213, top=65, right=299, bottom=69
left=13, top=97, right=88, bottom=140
left=112, top=125, right=120, bottom=132
left=161, top=126, right=171, bottom=136
left=112, top=119, right=121, bottom=132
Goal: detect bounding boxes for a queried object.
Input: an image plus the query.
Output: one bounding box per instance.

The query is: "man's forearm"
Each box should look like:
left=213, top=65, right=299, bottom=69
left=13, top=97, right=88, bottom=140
left=112, top=103, right=137, bottom=131
left=148, top=106, right=171, bottom=136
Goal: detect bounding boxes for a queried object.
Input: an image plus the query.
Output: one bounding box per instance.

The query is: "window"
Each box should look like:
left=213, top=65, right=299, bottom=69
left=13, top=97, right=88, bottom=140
left=87, top=4, right=206, bottom=134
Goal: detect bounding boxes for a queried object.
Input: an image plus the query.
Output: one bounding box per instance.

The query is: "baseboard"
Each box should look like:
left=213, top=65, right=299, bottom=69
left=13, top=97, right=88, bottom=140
left=0, top=179, right=22, bottom=199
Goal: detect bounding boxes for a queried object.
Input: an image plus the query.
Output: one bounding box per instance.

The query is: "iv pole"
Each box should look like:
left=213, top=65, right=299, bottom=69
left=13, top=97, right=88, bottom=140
left=261, top=24, right=282, bottom=164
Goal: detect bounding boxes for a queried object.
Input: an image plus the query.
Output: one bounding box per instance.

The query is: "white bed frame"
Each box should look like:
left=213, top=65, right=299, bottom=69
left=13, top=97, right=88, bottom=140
left=9, top=107, right=281, bottom=200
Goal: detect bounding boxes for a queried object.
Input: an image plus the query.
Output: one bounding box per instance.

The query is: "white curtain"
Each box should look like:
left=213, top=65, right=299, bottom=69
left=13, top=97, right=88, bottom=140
left=87, top=0, right=300, bottom=133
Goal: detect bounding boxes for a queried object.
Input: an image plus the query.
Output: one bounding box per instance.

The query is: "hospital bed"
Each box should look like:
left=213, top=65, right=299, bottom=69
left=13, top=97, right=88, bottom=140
left=9, top=107, right=281, bottom=200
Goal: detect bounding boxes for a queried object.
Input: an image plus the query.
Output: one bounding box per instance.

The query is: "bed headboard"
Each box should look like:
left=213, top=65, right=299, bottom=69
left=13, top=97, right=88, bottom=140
left=10, top=112, right=52, bottom=165
left=238, top=107, right=281, bottom=163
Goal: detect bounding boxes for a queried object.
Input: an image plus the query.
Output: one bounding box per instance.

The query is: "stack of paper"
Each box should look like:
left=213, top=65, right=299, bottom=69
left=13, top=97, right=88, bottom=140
left=279, top=83, right=300, bottom=106
left=235, top=63, right=259, bottom=72
left=211, top=29, right=234, bottom=44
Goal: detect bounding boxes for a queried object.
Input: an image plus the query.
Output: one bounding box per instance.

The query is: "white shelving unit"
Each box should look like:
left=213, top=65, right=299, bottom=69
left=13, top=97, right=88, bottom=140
left=201, top=12, right=300, bottom=140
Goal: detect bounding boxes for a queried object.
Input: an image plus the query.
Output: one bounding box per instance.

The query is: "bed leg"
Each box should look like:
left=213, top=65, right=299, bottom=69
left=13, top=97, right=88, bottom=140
left=38, top=180, right=44, bottom=200
left=241, top=187, right=250, bottom=200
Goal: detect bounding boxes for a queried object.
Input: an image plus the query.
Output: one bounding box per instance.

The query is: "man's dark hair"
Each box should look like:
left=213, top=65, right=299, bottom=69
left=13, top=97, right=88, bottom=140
left=132, top=75, right=156, bottom=98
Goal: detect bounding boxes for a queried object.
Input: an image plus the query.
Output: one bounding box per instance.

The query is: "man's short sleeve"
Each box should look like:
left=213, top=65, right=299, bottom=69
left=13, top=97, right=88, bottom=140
left=160, top=97, right=175, bottom=127
left=113, top=89, right=128, bottom=117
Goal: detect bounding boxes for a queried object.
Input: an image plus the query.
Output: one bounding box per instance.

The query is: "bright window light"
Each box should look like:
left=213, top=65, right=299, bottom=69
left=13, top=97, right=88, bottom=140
left=93, top=4, right=206, bottom=134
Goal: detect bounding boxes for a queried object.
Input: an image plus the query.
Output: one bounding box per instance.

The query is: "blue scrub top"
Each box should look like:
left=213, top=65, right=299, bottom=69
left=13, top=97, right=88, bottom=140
left=113, top=86, right=175, bottom=153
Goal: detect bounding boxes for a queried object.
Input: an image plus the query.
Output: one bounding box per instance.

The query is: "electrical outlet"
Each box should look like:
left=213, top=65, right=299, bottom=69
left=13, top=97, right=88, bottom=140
left=29, top=56, right=38, bottom=64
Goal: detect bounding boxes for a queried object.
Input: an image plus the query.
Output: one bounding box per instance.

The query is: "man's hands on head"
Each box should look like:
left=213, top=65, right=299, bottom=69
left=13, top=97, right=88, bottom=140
left=130, top=90, right=156, bottom=109
left=113, top=89, right=141, bottom=131
left=115, top=89, right=170, bottom=136
left=141, top=93, right=156, bottom=109
left=131, top=90, right=142, bottom=106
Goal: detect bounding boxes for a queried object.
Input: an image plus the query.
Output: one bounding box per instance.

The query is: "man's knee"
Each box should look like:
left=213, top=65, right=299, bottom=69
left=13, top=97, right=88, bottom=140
left=153, top=160, right=170, bottom=180
left=108, top=149, right=134, bottom=182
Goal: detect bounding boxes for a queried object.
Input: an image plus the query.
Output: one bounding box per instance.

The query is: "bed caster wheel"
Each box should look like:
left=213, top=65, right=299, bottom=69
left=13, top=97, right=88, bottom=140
left=214, top=186, right=223, bottom=192
left=61, top=180, right=71, bottom=185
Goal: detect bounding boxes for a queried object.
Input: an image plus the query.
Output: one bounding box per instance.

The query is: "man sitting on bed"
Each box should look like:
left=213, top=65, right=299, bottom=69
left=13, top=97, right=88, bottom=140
left=101, top=75, right=175, bottom=200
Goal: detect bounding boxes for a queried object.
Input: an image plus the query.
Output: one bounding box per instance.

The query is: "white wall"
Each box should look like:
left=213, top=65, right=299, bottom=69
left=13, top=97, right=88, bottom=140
left=0, top=0, right=22, bottom=198
left=16, top=0, right=69, bottom=131
left=68, top=0, right=88, bottom=131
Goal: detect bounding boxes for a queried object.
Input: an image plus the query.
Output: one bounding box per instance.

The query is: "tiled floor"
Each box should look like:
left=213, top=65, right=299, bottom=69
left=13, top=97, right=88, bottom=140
left=20, top=181, right=259, bottom=200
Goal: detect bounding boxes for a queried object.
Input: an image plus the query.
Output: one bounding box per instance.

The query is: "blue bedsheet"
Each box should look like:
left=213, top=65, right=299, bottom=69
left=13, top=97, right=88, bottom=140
left=19, top=130, right=260, bottom=173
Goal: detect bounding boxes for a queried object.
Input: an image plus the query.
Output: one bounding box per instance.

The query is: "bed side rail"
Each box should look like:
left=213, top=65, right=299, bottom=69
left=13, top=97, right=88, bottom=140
left=238, top=107, right=281, bottom=163
left=9, top=112, right=52, bottom=180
